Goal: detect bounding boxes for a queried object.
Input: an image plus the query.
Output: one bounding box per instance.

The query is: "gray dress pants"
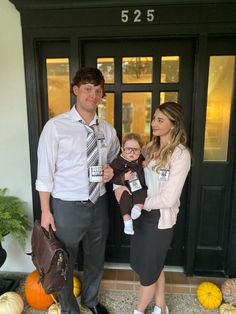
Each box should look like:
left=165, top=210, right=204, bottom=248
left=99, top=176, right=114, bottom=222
left=51, top=194, right=109, bottom=314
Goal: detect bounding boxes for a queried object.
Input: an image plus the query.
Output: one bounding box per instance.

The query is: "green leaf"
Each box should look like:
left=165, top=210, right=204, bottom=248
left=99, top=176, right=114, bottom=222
left=0, top=188, right=31, bottom=249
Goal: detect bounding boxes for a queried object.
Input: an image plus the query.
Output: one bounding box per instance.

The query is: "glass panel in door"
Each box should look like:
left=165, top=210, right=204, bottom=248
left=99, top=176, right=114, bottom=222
left=203, top=55, right=236, bottom=161
left=122, top=92, right=152, bottom=144
left=46, top=58, right=70, bottom=118
left=122, top=57, right=153, bottom=83
left=161, top=56, right=180, bottom=83
left=97, top=57, right=115, bottom=84
left=98, top=93, right=114, bottom=126
left=160, top=91, right=178, bottom=104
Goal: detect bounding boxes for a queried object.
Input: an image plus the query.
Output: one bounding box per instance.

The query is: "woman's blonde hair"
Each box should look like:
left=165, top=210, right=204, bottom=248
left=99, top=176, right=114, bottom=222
left=146, top=102, right=187, bottom=171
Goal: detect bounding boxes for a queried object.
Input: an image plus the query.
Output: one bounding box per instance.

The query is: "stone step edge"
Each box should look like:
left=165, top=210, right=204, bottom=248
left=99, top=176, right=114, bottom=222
left=100, top=280, right=198, bottom=295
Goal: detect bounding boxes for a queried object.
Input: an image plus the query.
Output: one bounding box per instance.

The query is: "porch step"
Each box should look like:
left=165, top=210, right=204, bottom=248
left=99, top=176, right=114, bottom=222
left=100, top=268, right=225, bottom=294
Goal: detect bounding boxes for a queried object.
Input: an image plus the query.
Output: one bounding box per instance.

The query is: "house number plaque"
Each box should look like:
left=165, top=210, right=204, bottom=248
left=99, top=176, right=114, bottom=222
left=121, top=9, right=156, bottom=23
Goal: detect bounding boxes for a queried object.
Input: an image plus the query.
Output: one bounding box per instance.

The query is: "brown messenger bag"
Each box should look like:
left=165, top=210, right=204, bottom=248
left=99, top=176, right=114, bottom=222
left=30, top=220, right=69, bottom=294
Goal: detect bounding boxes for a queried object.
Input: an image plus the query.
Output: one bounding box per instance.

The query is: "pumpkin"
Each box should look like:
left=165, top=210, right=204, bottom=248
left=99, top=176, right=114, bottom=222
left=48, top=302, right=61, bottom=314
left=25, top=270, right=55, bottom=310
left=0, top=291, right=24, bottom=314
left=220, top=303, right=236, bottom=314
left=197, top=281, right=222, bottom=309
left=73, top=275, right=81, bottom=297
left=222, top=279, right=236, bottom=303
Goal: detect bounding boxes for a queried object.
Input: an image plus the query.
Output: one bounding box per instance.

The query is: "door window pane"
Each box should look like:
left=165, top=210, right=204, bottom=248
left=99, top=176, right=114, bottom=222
left=160, top=91, right=178, bottom=104
left=122, top=57, right=153, bottom=83
left=97, top=58, right=114, bottom=84
left=161, top=56, right=179, bottom=83
left=122, top=92, right=152, bottom=144
left=204, top=56, right=235, bottom=161
left=46, top=58, right=70, bottom=118
left=98, top=93, right=114, bottom=126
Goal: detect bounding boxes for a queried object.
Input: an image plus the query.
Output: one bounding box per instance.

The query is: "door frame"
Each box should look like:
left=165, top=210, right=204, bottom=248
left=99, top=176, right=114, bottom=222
left=16, top=0, right=236, bottom=275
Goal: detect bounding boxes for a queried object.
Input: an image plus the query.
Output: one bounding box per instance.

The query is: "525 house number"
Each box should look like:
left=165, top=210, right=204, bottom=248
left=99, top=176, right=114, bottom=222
left=121, top=9, right=155, bottom=23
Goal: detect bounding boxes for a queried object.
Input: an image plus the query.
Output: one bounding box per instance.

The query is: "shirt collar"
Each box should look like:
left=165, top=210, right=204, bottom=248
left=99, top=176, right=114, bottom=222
left=69, top=105, right=98, bottom=126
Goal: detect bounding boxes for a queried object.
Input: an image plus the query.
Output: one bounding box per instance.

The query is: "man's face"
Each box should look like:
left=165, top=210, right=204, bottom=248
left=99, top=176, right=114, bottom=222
left=73, top=83, right=103, bottom=113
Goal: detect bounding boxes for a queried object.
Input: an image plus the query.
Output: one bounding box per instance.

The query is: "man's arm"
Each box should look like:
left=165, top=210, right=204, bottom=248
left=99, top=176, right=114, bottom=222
left=39, top=191, right=56, bottom=231
left=36, top=121, right=58, bottom=231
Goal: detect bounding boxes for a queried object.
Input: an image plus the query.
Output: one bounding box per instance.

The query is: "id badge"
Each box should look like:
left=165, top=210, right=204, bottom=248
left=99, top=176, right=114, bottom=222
left=128, top=172, right=142, bottom=192
left=158, top=167, right=170, bottom=181
left=89, top=166, right=103, bottom=182
left=97, top=132, right=107, bottom=148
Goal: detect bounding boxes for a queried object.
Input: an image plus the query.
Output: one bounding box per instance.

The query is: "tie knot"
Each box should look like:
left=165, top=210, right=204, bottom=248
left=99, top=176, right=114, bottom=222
left=79, top=120, right=96, bottom=134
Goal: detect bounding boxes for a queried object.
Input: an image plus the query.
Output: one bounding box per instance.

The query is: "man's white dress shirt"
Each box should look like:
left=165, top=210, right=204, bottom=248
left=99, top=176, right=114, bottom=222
left=36, top=106, right=120, bottom=201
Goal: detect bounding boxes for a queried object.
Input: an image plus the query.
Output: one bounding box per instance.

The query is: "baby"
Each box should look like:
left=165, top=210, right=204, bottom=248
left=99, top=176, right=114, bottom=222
left=110, top=133, right=147, bottom=235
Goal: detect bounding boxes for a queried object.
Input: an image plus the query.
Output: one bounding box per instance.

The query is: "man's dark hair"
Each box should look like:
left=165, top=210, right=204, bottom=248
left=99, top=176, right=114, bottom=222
left=71, top=67, right=105, bottom=96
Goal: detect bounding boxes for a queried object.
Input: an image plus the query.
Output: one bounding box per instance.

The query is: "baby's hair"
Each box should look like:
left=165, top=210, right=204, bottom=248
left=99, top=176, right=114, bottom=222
left=122, top=133, right=143, bottom=148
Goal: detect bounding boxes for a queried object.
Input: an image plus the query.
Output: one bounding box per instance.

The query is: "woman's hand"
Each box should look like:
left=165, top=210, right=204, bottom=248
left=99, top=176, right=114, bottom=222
left=142, top=159, right=148, bottom=167
left=114, top=186, right=131, bottom=202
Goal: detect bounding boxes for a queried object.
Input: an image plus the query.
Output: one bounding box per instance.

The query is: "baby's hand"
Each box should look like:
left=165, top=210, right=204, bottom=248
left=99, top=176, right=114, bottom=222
left=124, top=170, right=134, bottom=181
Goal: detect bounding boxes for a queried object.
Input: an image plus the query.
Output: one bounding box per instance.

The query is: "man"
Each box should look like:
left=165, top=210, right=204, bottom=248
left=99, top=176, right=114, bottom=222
left=36, top=67, right=120, bottom=314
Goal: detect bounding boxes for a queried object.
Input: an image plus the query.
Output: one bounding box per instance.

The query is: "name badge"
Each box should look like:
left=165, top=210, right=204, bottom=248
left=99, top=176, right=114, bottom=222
left=128, top=172, right=142, bottom=192
left=158, top=167, right=170, bottom=181
left=89, top=166, right=103, bottom=182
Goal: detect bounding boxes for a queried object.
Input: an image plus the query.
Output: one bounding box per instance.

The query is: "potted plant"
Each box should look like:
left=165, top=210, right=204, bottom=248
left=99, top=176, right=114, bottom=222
left=0, top=188, right=31, bottom=249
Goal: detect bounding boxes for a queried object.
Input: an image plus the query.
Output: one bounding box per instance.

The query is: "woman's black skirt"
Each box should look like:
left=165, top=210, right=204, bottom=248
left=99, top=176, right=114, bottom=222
left=130, top=209, right=173, bottom=286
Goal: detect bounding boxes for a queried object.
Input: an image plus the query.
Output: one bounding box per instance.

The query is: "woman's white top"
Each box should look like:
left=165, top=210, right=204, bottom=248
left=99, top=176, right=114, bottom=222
left=144, top=160, right=160, bottom=197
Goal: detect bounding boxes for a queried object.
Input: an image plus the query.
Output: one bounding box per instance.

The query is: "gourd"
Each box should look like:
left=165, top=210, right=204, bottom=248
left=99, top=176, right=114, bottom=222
left=48, top=302, right=61, bottom=314
left=222, top=279, right=236, bottom=303
left=220, top=303, right=236, bottom=314
left=25, top=270, right=55, bottom=310
left=0, top=291, right=24, bottom=314
left=197, top=281, right=222, bottom=309
left=73, top=275, right=81, bottom=297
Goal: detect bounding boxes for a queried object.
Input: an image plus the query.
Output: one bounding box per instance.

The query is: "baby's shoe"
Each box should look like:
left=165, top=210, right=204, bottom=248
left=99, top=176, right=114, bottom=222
left=131, top=205, right=142, bottom=220
left=151, top=305, right=169, bottom=314
left=133, top=310, right=144, bottom=314
left=124, top=219, right=134, bottom=235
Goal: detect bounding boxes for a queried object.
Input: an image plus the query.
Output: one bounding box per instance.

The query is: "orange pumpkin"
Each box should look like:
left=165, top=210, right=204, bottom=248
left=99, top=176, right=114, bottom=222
left=25, top=270, right=55, bottom=310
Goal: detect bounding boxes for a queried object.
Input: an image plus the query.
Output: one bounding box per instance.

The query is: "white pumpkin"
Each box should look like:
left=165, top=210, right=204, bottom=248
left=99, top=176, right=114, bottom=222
left=222, top=279, right=236, bottom=303
left=220, top=303, right=236, bottom=314
left=48, top=302, right=61, bottom=314
left=0, top=292, right=24, bottom=314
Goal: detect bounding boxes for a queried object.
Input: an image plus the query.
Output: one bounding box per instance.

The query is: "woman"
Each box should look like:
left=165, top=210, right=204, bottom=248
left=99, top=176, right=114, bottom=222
left=131, top=102, right=191, bottom=314
left=116, top=102, right=191, bottom=314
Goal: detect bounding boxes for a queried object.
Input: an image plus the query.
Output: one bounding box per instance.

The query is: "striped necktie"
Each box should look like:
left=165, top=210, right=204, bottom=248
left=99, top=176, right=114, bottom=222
left=83, top=123, right=100, bottom=203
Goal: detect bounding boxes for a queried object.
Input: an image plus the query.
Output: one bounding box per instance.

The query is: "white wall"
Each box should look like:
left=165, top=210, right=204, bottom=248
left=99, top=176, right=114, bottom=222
left=0, top=0, right=34, bottom=272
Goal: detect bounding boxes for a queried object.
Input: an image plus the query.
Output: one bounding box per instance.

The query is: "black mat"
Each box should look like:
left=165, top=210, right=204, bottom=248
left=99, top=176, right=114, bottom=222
left=0, top=277, right=21, bottom=294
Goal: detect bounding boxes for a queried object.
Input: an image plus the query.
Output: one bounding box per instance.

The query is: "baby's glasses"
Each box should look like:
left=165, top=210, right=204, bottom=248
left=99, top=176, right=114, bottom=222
left=123, top=147, right=141, bottom=154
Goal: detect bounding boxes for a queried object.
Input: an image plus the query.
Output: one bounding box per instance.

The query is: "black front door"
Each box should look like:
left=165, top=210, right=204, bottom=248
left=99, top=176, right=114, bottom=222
left=83, top=39, right=195, bottom=265
left=185, top=38, right=236, bottom=277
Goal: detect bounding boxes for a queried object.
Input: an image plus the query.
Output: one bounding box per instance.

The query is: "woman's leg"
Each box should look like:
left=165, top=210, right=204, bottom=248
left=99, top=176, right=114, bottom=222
left=154, top=270, right=166, bottom=312
left=136, top=282, right=156, bottom=312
